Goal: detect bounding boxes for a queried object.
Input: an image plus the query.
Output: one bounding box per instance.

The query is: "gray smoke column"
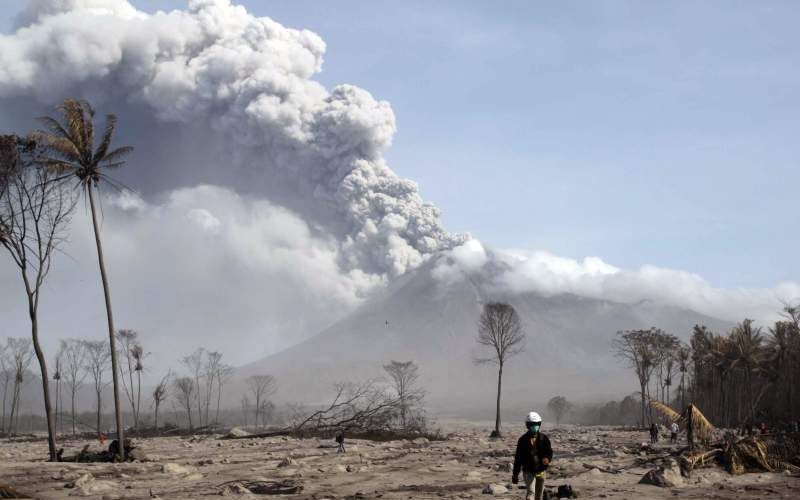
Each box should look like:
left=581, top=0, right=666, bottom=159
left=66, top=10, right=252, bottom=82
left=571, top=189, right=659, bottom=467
left=0, top=0, right=466, bottom=277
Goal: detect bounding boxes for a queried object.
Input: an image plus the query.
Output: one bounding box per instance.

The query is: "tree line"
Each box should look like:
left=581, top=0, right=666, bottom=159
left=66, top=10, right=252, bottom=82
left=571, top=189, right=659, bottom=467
left=613, top=305, right=800, bottom=428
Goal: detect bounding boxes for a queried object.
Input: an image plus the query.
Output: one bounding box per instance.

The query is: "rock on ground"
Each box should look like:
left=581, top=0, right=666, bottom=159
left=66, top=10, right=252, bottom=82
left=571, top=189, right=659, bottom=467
left=640, top=459, right=684, bottom=487
left=483, top=483, right=508, bottom=495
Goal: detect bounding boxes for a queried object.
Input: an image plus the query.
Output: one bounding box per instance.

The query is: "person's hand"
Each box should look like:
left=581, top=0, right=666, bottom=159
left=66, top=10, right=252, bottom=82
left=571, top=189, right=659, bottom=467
left=511, top=476, right=518, bottom=484
left=542, top=458, right=550, bottom=466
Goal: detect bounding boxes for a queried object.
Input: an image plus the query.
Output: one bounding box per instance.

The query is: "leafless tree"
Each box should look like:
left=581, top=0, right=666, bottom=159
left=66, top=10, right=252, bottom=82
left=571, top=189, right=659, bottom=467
left=246, top=375, right=277, bottom=429
left=117, top=329, right=148, bottom=429
left=214, top=362, right=234, bottom=426
left=383, top=360, right=424, bottom=430
left=203, top=351, right=223, bottom=426
left=173, top=377, right=195, bottom=430
left=613, top=329, right=660, bottom=427
left=52, top=345, right=63, bottom=434
left=547, top=396, right=572, bottom=426
left=152, top=371, right=170, bottom=430
left=83, top=340, right=111, bottom=434
left=259, top=401, right=276, bottom=427
left=6, top=338, right=33, bottom=437
left=0, top=135, right=76, bottom=459
left=291, top=379, right=401, bottom=434
left=181, top=348, right=205, bottom=427
left=60, top=339, right=88, bottom=436
left=475, top=302, right=525, bottom=438
left=0, top=343, right=11, bottom=433
left=240, top=396, right=250, bottom=427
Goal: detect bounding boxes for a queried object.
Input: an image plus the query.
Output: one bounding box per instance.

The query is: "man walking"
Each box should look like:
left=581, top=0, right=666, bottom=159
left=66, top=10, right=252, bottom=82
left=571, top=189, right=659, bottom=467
left=512, top=412, right=553, bottom=500
left=670, top=421, right=679, bottom=444
left=649, top=423, right=659, bottom=444
left=335, top=430, right=345, bottom=453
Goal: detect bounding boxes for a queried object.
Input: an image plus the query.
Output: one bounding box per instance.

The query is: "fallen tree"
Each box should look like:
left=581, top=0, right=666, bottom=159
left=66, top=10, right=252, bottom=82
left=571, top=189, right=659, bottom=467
left=648, top=400, right=800, bottom=476
left=222, top=378, right=436, bottom=441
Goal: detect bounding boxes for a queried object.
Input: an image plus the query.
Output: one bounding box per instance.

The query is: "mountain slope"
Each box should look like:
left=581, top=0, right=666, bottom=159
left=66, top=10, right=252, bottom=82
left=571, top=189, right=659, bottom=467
left=238, top=256, right=730, bottom=414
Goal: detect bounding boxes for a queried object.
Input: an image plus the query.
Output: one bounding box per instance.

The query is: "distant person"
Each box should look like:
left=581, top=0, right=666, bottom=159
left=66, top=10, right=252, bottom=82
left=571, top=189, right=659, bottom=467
left=335, top=430, right=345, bottom=453
left=760, top=422, right=768, bottom=435
left=649, top=423, right=658, bottom=444
left=670, top=422, right=679, bottom=444
left=512, top=412, right=553, bottom=500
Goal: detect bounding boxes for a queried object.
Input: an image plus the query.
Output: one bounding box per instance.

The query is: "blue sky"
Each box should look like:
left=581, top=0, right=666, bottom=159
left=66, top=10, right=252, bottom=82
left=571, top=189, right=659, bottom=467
left=3, top=1, right=798, bottom=288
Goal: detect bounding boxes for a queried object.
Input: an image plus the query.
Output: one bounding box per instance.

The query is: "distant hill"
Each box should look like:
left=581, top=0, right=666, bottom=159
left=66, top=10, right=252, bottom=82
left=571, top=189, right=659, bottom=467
left=237, top=254, right=731, bottom=417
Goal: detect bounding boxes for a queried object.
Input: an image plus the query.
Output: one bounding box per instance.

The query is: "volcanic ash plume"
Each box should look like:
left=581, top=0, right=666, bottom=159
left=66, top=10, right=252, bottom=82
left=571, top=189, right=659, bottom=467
left=0, top=0, right=466, bottom=277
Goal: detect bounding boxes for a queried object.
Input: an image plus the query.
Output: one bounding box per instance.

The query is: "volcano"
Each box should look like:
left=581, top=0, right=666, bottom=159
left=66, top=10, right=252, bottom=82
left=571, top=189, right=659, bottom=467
left=238, top=254, right=730, bottom=416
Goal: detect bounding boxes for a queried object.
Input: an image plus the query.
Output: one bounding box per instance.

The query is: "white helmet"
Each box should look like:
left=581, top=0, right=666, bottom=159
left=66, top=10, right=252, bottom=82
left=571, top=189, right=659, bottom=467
left=526, top=411, right=542, bottom=424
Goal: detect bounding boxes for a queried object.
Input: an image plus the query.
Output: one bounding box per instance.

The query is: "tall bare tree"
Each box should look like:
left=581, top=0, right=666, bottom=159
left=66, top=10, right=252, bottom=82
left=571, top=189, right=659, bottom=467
left=117, top=329, right=147, bottom=429
left=1, top=135, right=76, bottom=459
left=60, top=339, right=88, bottom=436
left=475, top=302, right=525, bottom=438
left=613, top=328, right=659, bottom=427
left=152, top=371, right=170, bottom=430
left=383, top=360, right=424, bottom=430
left=547, top=396, right=572, bottom=426
left=84, top=340, right=111, bottom=435
left=214, top=363, right=234, bottom=426
left=181, top=348, right=205, bottom=427
left=246, top=375, right=277, bottom=429
left=0, top=344, right=10, bottom=433
left=34, top=99, right=133, bottom=458
left=203, top=351, right=222, bottom=426
left=6, top=338, right=33, bottom=436
left=173, top=377, right=195, bottom=430
left=52, top=346, right=64, bottom=435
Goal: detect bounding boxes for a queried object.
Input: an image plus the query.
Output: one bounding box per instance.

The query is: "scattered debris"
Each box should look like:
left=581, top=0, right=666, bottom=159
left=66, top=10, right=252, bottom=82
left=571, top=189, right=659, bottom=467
left=64, top=473, right=118, bottom=496
left=219, top=482, right=252, bottom=496
left=0, top=481, right=28, bottom=499
left=555, top=484, right=577, bottom=498
left=217, top=480, right=302, bottom=495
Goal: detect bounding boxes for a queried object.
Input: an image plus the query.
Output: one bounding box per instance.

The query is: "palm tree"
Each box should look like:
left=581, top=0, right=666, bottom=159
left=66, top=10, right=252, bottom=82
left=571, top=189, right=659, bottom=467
left=34, top=99, right=133, bottom=459
left=677, top=346, right=690, bottom=410
left=730, top=320, right=765, bottom=423
left=705, top=335, right=733, bottom=425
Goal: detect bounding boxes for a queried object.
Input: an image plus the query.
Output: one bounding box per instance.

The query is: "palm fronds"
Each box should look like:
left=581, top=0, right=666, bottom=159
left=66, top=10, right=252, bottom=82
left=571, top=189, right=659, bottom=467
left=648, top=398, right=680, bottom=422
left=681, top=403, right=715, bottom=447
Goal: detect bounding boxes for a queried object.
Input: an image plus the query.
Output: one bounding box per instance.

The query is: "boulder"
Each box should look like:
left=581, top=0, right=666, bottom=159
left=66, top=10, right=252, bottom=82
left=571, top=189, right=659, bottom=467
left=639, top=459, right=684, bottom=487
left=65, top=473, right=118, bottom=496
left=161, top=462, right=202, bottom=480
left=482, top=483, right=508, bottom=495
left=465, top=470, right=483, bottom=481
left=127, top=447, right=148, bottom=462
left=226, top=427, right=251, bottom=438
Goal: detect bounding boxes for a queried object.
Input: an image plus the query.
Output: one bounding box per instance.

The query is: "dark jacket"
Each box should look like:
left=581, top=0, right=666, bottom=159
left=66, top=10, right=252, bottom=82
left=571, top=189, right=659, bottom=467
left=512, top=431, right=553, bottom=478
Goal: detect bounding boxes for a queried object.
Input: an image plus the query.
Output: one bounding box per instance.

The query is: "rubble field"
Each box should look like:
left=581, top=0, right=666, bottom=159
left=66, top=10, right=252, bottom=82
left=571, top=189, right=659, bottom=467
left=1, top=424, right=798, bottom=499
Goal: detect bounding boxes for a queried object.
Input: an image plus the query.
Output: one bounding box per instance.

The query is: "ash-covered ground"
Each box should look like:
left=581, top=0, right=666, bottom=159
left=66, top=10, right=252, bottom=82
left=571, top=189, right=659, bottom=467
left=1, top=424, right=798, bottom=499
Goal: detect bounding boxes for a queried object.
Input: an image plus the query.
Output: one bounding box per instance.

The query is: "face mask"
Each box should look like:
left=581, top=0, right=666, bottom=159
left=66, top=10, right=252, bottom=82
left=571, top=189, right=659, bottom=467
left=530, top=424, right=541, bottom=433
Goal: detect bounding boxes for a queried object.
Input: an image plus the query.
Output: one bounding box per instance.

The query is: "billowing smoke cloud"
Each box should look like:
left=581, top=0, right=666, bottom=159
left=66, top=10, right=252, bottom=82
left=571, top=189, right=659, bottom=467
left=0, top=186, right=379, bottom=367
left=435, top=240, right=800, bottom=325
left=0, top=0, right=465, bottom=277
